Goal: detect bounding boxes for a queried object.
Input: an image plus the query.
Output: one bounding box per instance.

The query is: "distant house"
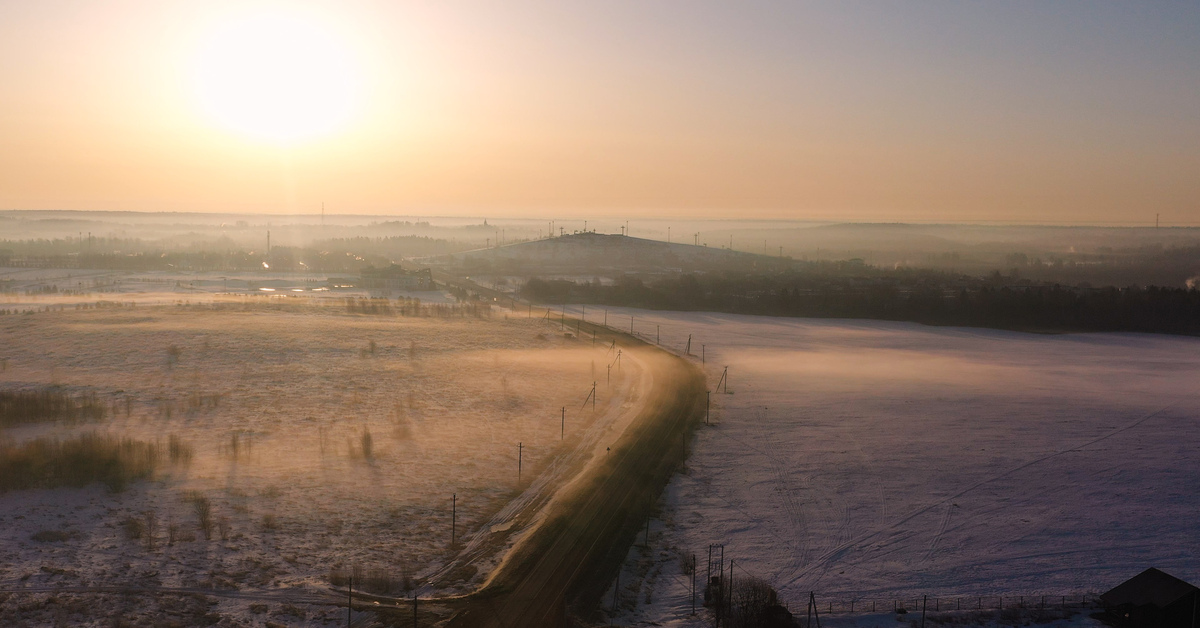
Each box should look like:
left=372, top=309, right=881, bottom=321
left=1101, top=567, right=1199, bottom=628
left=360, top=265, right=434, bottom=292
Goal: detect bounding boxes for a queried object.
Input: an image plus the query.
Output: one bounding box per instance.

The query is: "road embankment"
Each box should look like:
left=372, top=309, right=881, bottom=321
left=447, top=325, right=706, bottom=627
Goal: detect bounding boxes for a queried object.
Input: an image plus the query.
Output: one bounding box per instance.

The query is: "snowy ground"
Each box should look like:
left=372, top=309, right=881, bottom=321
left=0, top=302, right=643, bottom=626
left=561, top=306, right=1200, bottom=627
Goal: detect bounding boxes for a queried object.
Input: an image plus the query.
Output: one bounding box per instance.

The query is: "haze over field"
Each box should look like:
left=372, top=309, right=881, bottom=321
left=579, top=308, right=1200, bottom=626
left=3, top=2, right=1199, bottom=627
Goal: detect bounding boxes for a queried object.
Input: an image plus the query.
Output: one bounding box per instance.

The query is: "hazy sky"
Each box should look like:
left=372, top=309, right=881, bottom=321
left=1, top=1, right=1197, bottom=223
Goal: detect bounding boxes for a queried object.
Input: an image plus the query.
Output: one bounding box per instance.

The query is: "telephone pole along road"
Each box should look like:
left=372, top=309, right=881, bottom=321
left=446, top=318, right=706, bottom=627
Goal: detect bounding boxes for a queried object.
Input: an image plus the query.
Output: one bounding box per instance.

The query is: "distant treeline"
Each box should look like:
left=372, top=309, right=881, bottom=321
left=0, top=235, right=466, bottom=272
left=343, top=297, right=494, bottom=318
left=522, top=271, right=1200, bottom=335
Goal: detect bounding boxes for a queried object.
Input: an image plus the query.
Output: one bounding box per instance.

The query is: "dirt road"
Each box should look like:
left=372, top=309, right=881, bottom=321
left=446, top=335, right=705, bottom=627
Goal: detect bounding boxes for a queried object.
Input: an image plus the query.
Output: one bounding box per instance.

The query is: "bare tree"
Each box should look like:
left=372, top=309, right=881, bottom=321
left=143, top=511, right=158, bottom=550
left=193, top=495, right=213, bottom=540
left=166, top=345, right=182, bottom=368
left=361, top=428, right=373, bottom=460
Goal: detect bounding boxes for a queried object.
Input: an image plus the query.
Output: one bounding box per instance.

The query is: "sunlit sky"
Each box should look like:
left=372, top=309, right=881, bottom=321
left=0, top=1, right=1197, bottom=223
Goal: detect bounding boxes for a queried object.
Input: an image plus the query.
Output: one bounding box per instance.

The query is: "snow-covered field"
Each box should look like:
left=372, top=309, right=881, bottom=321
left=564, top=307, right=1200, bottom=627
left=0, top=302, right=644, bottom=626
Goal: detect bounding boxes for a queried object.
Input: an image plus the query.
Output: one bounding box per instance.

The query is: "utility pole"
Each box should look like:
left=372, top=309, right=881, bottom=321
left=707, top=545, right=712, bottom=592
left=518, top=443, right=523, bottom=482
left=702, top=345, right=705, bottom=364
left=451, top=494, right=456, bottom=546
left=561, top=407, right=565, bottom=440
left=657, top=325, right=660, bottom=345
left=630, top=315, right=634, bottom=335
left=728, top=560, right=734, bottom=616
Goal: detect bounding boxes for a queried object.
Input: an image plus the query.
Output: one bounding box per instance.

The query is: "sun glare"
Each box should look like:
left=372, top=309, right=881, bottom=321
left=192, top=12, right=361, bottom=143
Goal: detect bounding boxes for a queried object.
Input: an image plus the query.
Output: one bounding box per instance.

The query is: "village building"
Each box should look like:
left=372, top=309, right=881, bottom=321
left=1100, top=567, right=1199, bottom=628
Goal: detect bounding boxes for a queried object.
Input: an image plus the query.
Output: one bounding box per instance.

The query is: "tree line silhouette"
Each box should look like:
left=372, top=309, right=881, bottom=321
left=522, top=271, right=1200, bottom=335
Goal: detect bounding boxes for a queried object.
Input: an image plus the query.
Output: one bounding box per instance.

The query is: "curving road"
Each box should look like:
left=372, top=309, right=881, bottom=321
left=446, top=329, right=705, bottom=627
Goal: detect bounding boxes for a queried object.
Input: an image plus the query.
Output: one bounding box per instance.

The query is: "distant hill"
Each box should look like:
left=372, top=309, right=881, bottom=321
left=423, top=232, right=791, bottom=276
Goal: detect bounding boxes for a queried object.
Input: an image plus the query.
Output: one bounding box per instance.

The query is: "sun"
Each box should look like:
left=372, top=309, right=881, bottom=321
left=192, top=11, right=361, bottom=144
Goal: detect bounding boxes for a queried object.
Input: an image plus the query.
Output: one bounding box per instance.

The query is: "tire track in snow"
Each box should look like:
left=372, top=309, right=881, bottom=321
left=924, top=503, right=954, bottom=563
left=753, top=404, right=811, bottom=572
left=784, top=393, right=1193, bottom=591
left=772, top=453, right=810, bottom=570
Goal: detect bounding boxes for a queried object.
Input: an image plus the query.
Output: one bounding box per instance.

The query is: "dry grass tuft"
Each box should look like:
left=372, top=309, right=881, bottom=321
left=122, top=516, right=144, bottom=540
left=165, top=344, right=182, bottom=368
left=184, top=492, right=214, bottom=540
left=31, top=530, right=72, bottom=543
left=167, top=434, right=193, bottom=465
left=0, top=433, right=162, bottom=492
left=0, top=388, right=107, bottom=427
left=361, top=428, right=373, bottom=460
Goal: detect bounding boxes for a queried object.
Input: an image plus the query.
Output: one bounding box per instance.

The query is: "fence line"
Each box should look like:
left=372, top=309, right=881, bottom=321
left=649, top=553, right=1103, bottom=625
left=776, top=593, right=1100, bottom=616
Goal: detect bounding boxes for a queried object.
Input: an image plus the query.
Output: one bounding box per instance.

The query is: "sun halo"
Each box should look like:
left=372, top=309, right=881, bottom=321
left=191, top=12, right=362, bottom=144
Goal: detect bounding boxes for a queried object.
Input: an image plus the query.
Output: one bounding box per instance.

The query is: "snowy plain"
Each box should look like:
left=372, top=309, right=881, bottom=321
left=0, top=297, right=643, bottom=626
left=561, top=306, right=1200, bottom=627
